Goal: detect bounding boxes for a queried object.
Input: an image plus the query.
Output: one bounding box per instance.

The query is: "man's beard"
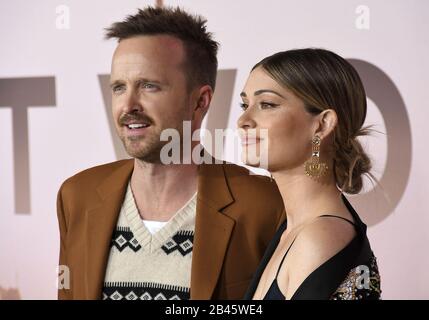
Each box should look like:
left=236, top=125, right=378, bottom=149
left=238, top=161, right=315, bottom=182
left=120, top=126, right=166, bottom=163
left=120, top=122, right=188, bottom=164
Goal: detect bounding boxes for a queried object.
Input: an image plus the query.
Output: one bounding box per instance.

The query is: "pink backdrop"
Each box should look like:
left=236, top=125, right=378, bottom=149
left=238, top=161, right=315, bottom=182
left=0, top=0, right=428, bottom=299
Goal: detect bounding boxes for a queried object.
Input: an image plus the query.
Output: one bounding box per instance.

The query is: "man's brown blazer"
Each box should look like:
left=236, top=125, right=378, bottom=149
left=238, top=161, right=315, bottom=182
left=56, top=158, right=285, bottom=299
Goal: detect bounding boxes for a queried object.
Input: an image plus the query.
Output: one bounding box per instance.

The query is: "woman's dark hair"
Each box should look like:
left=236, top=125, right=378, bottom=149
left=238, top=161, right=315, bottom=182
left=253, top=48, right=372, bottom=194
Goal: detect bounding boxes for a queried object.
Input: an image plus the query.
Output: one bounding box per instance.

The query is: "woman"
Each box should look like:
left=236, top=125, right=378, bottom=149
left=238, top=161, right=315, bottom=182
left=238, top=48, right=381, bottom=300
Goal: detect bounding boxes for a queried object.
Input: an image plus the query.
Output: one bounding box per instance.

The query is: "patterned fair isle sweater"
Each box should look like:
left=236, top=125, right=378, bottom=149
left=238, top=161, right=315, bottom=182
left=102, top=182, right=197, bottom=300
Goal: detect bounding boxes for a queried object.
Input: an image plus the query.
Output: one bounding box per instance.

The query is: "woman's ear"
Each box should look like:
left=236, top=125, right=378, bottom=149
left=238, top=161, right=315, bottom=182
left=314, top=109, right=338, bottom=140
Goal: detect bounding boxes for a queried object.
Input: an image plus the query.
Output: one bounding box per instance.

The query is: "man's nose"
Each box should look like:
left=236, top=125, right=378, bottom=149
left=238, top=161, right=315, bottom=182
left=122, top=90, right=143, bottom=114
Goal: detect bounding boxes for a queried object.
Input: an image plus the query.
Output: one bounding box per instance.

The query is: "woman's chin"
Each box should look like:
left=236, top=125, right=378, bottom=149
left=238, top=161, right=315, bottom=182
left=241, top=152, right=264, bottom=168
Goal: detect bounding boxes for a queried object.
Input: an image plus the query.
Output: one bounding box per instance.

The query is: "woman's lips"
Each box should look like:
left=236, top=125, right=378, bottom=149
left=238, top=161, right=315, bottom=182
left=241, top=137, right=261, bottom=146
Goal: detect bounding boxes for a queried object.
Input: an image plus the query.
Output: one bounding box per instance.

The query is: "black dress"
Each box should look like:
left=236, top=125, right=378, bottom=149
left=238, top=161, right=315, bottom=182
left=243, top=194, right=381, bottom=300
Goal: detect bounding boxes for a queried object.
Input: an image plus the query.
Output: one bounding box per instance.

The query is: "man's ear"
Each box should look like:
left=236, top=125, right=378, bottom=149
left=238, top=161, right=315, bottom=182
left=192, top=85, right=213, bottom=123
left=313, top=109, right=338, bottom=140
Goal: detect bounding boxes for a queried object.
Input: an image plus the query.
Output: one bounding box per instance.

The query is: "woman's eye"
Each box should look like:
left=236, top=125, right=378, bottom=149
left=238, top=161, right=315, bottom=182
left=260, top=102, right=278, bottom=109
left=239, top=102, right=249, bottom=111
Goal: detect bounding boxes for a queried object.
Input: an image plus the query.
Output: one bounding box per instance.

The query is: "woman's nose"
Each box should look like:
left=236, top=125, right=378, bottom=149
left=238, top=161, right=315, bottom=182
left=237, top=110, right=257, bottom=129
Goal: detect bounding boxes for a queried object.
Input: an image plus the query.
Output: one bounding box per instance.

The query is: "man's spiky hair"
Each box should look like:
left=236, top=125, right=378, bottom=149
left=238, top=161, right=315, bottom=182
left=105, top=6, right=219, bottom=90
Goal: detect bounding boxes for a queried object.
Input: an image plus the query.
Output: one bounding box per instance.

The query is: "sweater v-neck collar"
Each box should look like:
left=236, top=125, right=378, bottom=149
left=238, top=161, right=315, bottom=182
left=123, top=182, right=197, bottom=253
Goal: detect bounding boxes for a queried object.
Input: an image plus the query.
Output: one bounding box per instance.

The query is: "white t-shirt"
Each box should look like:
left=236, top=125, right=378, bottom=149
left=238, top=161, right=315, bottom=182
left=141, top=220, right=168, bottom=235
left=140, top=192, right=197, bottom=235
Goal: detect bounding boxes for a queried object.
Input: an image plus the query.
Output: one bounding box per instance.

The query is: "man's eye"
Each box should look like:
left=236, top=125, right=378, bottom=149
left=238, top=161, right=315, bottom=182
left=112, top=85, right=125, bottom=93
left=239, top=102, right=248, bottom=111
left=141, top=83, right=158, bottom=90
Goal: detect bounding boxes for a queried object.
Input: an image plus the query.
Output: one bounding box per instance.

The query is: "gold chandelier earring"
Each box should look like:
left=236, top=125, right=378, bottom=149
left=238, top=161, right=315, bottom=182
left=304, top=135, right=328, bottom=179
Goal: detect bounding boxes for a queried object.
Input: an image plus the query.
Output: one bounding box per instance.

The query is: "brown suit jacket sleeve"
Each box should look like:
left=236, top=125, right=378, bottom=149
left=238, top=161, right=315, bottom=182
left=55, top=159, right=134, bottom=300
left=57, top=182, right=72, bottom=300
left=209, top=164, right=286, bottom=299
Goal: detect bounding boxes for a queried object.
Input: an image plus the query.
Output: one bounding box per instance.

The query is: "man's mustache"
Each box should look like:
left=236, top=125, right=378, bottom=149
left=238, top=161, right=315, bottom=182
left=119, top=113, right=154, bottom=126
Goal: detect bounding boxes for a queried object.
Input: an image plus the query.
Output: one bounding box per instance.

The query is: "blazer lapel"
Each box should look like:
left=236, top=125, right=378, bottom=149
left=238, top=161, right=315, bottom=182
left=84, top=159, right=134, bottom=299
left=190, top=162, right=235, bottom=299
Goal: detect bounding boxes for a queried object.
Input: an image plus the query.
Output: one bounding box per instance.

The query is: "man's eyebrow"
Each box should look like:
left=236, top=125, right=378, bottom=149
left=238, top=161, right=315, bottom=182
left=110, top=79, right=124, bottom=88
left=109, top=78, right=163, bottom=88
left=240, top=89, right=285, bottom=99
left=135, top=78, right=162, bottom=85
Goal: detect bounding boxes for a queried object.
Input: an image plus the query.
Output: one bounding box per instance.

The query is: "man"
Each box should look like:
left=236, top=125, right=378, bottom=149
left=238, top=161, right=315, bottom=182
left=56, top=6, right=285, bottom=300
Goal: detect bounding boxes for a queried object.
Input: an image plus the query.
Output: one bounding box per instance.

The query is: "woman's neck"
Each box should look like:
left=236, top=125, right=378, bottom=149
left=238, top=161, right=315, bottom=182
left=272, top=168, right=344, bottom=230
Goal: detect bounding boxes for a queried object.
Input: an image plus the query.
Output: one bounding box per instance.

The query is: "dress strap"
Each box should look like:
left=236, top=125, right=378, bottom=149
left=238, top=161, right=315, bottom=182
left=318, top=214, right=356, bottom=227
left=273, top=214, right=356, bottom=279
left=275, top=236, right=298, bottom=278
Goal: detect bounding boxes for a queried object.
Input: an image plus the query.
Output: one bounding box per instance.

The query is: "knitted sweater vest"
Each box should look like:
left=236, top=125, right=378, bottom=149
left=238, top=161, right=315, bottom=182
left=102, top=182, right=197, bottom=300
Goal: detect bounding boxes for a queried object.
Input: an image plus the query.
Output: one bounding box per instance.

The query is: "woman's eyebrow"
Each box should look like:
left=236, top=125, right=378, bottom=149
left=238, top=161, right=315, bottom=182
left=239, top=90, right=285, bottom=99
left=254, top=89, right=285, bottom=99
